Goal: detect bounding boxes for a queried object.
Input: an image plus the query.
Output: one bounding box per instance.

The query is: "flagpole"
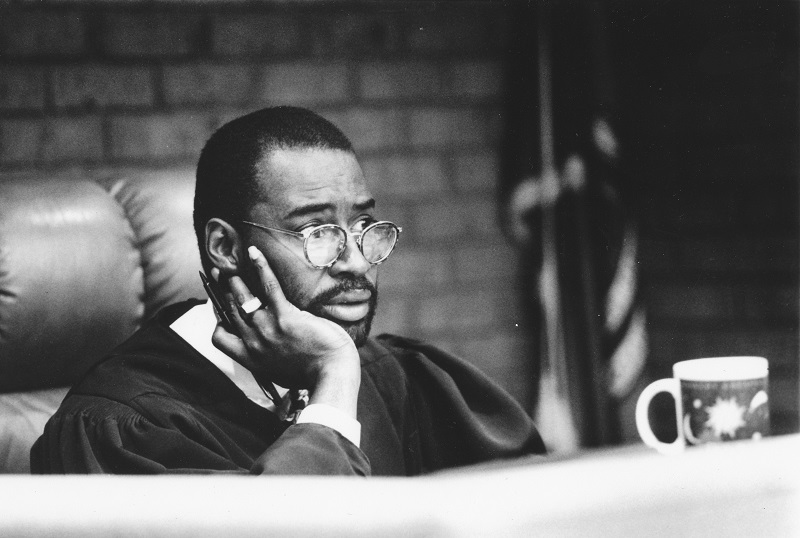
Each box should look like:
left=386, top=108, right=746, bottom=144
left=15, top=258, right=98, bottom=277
left=533, top=1, right=582, bottom=452
left=534, top=1, right=616, bottom=448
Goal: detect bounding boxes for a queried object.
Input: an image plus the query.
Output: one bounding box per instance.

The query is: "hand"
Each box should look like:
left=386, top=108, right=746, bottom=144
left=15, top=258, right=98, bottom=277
left=211, top=246, right=360, bottom=417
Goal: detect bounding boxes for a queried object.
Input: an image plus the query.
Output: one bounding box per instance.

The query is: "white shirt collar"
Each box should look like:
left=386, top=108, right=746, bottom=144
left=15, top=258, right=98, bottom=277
left=169, top=300, right=288, bottom=411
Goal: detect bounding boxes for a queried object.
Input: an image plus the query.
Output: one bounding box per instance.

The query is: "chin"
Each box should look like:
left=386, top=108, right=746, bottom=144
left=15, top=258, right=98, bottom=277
left=341, top=317, right=372, bottom=348
left=304, top=284, right=378, bottom=348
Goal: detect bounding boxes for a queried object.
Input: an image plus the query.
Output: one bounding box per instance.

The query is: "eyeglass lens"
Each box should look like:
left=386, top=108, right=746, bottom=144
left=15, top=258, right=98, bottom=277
left=306, top=223, right=398, bottom=267
left=361, top=223, right=398, bottom=263
left=306, top=226, right=346, bottom=267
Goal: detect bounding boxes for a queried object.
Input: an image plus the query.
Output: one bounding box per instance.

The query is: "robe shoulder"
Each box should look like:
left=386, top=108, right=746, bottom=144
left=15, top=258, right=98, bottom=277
left=368, top=334, right=546, bottom=472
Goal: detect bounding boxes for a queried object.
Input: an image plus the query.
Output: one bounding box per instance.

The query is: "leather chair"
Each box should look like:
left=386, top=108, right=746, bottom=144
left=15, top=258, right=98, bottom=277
left=0, top=169, right=204, bottom=473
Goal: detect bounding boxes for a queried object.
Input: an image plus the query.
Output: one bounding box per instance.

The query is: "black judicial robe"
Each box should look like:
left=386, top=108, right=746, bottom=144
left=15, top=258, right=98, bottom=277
left=31, top=300, right=545, bottom=475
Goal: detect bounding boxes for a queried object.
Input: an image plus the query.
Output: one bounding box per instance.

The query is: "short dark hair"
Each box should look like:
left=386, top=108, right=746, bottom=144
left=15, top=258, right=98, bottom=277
left=193, top=106, right=354, bottom=272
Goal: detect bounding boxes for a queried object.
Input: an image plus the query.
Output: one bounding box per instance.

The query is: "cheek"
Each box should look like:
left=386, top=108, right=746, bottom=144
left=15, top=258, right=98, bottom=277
left=368, top=266, right=379, bottom=287
left=267, top=254, right=324, bottom=308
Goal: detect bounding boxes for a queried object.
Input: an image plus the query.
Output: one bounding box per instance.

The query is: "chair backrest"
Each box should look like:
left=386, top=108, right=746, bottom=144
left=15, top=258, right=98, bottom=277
left=0, top=169, right=203, bottom=472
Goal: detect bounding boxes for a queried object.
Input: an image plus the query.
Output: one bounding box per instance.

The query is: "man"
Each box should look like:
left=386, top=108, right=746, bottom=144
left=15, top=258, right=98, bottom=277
left=31, top=106, right=545, bottom=475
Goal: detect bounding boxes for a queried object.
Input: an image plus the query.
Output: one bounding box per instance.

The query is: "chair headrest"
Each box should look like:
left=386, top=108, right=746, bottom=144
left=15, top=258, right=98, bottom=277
left=0, top=170, right=203, bottom=392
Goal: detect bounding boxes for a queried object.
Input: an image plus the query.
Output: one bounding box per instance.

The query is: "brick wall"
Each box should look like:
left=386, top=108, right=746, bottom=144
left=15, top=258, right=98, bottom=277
left=612, top=1, right=799, bottom=434
left=0, top=2, right=534, bottom=404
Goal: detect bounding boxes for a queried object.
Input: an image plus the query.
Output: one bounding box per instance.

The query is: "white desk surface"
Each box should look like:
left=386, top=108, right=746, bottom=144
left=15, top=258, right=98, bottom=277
left=2, top=434, right=798, bottom=537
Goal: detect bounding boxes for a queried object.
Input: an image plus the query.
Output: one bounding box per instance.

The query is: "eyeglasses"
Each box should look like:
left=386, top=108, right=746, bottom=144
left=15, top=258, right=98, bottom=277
left=241, top=220, right=402, bottom=269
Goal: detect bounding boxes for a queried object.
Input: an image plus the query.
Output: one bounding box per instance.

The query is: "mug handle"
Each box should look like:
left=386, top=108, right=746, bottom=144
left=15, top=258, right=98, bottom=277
left=635, top=378, right=684, bottom=455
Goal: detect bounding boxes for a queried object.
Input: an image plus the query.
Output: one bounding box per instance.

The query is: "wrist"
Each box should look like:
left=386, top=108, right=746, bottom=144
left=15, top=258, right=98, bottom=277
left=308, top=353, right=361, bottom=419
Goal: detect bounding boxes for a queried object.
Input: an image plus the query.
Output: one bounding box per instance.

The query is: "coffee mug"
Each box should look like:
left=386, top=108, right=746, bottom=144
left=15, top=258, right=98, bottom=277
left=636, top=356, right=769, bottom=454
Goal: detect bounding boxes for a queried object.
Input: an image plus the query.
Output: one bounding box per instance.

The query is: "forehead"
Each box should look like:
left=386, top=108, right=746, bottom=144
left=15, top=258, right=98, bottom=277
left=252, top=148, right=371, bottom=218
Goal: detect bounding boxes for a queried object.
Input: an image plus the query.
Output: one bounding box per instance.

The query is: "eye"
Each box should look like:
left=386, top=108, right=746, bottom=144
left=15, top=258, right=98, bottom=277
left=296, top=220, right=323, bottom=232
left=295, top=221, right=326, bottom=238
left=351, top=215, right=376, bottom=233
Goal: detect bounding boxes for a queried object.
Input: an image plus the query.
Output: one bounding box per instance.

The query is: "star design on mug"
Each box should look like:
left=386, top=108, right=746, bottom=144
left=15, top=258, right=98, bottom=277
left=705, top=397, right=746, bottom=439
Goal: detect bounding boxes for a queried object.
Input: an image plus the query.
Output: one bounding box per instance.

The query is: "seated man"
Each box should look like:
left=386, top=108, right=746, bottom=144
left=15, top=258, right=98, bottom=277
left=31, top=106, right=545, bottom=475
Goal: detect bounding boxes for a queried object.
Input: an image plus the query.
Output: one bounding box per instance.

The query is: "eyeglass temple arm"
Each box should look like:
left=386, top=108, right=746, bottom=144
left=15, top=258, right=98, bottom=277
left=241, top=221, right=305, bottom=239
left=243, top=220, right=401, bottom=237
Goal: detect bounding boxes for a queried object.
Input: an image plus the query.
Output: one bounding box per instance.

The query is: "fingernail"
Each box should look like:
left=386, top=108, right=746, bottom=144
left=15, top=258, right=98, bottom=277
left=248, top=245, right=261, bottom=261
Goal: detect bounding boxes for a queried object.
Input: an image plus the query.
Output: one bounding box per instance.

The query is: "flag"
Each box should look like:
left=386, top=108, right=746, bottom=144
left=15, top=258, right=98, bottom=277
left=501, top=2, right=648, bottom=451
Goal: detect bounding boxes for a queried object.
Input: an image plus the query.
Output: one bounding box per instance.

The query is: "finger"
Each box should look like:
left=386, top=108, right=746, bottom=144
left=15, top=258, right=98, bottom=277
left=247, top=245, right=290, bottom=315
left=224, top=272, right=253, bottom=302
left=226, top=275, right=262, bottom=314
left=213, top=321, right=285, bottom=400
left=219, top=275, right=265, bottom=334
left=212, top=324, right=258, bottom=372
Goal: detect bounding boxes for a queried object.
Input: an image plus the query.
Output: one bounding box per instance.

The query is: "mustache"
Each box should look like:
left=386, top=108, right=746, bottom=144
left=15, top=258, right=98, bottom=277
left=309, top=276, right=377, bottom=306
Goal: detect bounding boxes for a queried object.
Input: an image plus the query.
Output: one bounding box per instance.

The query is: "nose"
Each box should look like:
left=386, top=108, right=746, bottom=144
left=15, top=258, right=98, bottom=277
left=328, top=232, right=371, bottom=277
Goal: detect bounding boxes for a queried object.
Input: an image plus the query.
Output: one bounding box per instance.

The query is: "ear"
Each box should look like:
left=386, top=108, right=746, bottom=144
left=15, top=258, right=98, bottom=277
left=205, top=218, right=244, bottom=275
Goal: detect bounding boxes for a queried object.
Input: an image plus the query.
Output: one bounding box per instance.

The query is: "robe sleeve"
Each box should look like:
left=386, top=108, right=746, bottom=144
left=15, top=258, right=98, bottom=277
left=250, top=423, right=369, bottom=476
left=379, top=335, right=546, bottom=472
left=30, top=396, right=370, bottom=476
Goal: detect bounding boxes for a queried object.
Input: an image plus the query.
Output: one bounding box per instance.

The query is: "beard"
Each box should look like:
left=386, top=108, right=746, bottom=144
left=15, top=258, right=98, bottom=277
left=303, top=276, right=378, bottom=348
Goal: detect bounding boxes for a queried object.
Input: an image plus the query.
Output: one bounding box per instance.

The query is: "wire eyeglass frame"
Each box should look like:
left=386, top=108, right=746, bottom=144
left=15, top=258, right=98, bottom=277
left=241, top=219, right=402, bottom=269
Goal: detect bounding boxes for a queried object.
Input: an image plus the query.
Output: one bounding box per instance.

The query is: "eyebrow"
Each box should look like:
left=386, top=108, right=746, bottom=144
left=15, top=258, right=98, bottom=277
left=284, top=198, right=376, bottom=220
